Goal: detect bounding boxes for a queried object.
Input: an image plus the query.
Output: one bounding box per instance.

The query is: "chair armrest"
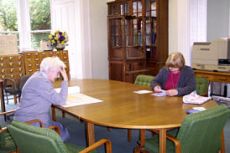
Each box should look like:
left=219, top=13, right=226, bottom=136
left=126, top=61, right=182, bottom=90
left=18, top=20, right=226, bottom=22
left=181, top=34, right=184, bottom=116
left=79, top=138, right=112, bottom=153
left=48, top=125, right=61, bottom=135
left=25, top=119, right=44, bottom=127
left=166, top=134, right=182, bottom=153
left=150, top=129, right=182, bottom=153
left=0, top=109, right=16, bottom=116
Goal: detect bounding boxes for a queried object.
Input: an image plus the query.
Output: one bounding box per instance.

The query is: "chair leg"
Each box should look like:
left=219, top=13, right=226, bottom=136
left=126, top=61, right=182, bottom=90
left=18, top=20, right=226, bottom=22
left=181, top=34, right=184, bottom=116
left=128, top=129, right=132, bottom=142
left=133, top=143, right=149, bottom=153
left=220, top=130, right=225, bottom=153
left=14, top=95, right=17, bottom=104
left=62, top=111, right=66, bottom=118
left=6, top=94, right=9, bottom=104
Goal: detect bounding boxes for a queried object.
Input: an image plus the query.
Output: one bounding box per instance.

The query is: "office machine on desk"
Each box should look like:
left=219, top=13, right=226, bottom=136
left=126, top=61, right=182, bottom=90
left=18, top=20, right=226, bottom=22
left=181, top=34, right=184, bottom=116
left=192, top=37, right=230, bottom=72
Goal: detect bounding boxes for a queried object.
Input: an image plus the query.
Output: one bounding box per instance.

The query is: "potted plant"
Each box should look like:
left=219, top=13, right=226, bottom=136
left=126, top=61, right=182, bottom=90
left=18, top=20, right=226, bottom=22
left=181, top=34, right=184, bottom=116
left=48, top=30, right=68, bottom=50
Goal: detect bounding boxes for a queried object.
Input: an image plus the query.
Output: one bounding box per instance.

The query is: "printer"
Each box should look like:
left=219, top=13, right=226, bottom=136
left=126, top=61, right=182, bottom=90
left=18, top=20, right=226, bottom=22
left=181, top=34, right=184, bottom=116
left=192, top=37, right=230, bottom=72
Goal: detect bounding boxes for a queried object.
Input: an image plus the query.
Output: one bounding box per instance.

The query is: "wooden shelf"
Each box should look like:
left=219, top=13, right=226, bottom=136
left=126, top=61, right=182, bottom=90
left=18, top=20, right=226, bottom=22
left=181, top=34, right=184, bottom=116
left=108, top=0, right=168, bottom=83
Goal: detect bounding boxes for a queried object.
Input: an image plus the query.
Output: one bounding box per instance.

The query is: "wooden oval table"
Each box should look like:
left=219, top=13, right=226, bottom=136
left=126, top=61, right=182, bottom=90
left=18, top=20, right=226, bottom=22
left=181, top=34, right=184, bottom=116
left=53, top=79, right=217, bottom=153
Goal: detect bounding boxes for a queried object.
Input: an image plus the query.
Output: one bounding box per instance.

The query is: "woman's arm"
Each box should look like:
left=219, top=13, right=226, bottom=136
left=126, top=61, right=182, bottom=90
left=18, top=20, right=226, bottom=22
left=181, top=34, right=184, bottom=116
left=177, top=66, right=196, bottom=96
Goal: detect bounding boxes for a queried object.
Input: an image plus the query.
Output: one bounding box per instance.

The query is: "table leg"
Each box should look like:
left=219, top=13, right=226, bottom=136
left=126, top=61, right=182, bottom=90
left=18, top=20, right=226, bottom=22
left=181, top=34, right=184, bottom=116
left=139, top=129, right=146, bottom=147
left=159, top=128, right=167, bottom=153
left=86, top=122, right=95, bottom=146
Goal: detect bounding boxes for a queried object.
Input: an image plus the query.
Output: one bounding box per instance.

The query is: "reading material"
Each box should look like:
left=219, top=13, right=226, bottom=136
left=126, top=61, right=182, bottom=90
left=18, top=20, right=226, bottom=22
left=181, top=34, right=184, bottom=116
left=152, top=89, right=166, bottom=97
left=133, top=90, right=152, bottom=94
left=183, top=91, right=211, bottom=105
left=55, top=86, right=102, bottom=107
left=61, top=93, right=103, bottom=107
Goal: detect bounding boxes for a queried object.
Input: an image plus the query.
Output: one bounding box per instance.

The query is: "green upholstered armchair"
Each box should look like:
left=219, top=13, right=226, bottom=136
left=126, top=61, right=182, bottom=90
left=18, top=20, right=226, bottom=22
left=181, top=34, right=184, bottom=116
left=134, top=75, right=155, bottom=87
left=143, top=105, right=230, bottom=153
left=196, top=77, right=209, bottom=96
left=8, top=120, right=112, bottom=153
left=0, top=110, right=16, bottom=153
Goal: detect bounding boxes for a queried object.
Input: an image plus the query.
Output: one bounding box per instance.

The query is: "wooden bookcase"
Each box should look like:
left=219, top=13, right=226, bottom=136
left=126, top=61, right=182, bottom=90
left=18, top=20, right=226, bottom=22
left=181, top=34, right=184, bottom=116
left=107, top=0, right=168, bottom=83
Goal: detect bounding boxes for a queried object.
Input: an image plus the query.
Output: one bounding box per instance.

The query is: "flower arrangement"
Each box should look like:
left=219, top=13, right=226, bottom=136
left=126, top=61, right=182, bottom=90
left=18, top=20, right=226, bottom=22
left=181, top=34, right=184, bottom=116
left=48, top=30, right=68, bottom=50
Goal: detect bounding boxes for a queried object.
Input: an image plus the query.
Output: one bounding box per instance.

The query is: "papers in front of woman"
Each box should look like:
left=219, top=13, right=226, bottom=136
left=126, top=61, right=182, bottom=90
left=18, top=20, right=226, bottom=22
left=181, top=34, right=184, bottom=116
left=133, top=90, right=152, bottom=94
left=55, top=86, right=80, bottom=94
left=55, top=86, right=102, bottom=107
left=183, top=91, right=211, bottom=105
left=152, top=89, right=166, bottom=97
left=61, top=93, right=103, bottom=107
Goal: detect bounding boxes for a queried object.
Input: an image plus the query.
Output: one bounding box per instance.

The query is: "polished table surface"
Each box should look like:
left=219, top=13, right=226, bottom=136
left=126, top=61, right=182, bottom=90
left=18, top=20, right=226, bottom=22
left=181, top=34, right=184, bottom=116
left=54, top=79, right=217, bottom=153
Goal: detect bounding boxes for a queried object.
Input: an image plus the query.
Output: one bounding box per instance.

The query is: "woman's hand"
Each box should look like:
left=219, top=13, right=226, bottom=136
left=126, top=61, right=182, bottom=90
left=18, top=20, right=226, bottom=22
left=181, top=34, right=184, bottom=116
left=154, top=85, right=162, bottom=93
left=59, top=67, right=68, bottom=81
left=166, top=89, right=178, bottom=96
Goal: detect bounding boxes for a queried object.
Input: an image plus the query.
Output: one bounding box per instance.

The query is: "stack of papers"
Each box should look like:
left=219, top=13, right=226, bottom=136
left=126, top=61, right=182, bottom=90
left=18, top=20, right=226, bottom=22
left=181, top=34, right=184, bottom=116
left=183, top=91, right=211, bottom=105
left=55, top=86, right=102, bottom=107
left=55, top=86, right=80, bottom=94
left=61, top=93, right=103, bottom=107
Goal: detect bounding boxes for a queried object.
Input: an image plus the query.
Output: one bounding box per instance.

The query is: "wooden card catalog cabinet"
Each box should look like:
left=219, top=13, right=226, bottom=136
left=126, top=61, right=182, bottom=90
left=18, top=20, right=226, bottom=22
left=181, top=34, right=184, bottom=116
left=0, top=50, right=70, bottom=82
left=0, top=55, right=24, bottom=80
left=23, top=51, right=41, bottom=75
left=22, top=50, right=70, bottom=77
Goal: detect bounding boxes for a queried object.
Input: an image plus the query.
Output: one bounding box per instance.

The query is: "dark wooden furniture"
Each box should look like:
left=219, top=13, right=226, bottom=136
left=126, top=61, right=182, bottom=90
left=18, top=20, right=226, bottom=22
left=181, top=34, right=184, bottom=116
left=194, top=70, right=230, bottom=96
left=194, top=69, right=230, bottom=83
left=107, top=0, right=168, bottom=83
left=53, top=79, right=217, bottom=153
left=0, top=79, right=6, bottom=120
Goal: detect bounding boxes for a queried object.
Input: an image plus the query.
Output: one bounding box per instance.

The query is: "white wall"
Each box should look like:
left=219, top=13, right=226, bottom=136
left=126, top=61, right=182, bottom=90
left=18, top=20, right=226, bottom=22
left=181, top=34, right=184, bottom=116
left=169, top=0, right=207, bottom=66
left=207, top=0, right=230, bottom=41
left=51, top=0, right=82, bottom=79
left=89, top=0, right=108, bottom=79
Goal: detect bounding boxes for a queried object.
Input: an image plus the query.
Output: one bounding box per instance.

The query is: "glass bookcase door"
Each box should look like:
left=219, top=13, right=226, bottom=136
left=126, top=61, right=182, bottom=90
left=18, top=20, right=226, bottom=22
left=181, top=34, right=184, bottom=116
left=110, top=19, right=123, bottom=48
left=145, top=0, right=157, bottom=62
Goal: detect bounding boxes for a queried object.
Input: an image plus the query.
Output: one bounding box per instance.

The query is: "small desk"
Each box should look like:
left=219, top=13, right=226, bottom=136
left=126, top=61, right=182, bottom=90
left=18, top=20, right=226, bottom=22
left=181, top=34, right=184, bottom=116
left=53, top=79, right=217, bottom=153
left=194, top=70, right=230, bottom=83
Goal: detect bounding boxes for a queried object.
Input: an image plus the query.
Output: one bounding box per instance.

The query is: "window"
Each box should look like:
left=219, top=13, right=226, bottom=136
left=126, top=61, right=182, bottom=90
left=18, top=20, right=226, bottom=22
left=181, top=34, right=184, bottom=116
left=29, top=0, right=51, bottom=49
left=0, top=0, right=51, bottom=51
left=0, top=0, right=18, bottom=42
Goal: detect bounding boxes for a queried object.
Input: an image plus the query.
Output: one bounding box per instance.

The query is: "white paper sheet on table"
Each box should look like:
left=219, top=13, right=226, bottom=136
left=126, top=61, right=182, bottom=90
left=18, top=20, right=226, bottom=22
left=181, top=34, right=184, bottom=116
left=55, top=86, right=80, bottom=94
left=133, top=90, right=152, bottom=94
left=61, top=93, right=103, bottom=107
left=55, top=86, right=102, bottom=107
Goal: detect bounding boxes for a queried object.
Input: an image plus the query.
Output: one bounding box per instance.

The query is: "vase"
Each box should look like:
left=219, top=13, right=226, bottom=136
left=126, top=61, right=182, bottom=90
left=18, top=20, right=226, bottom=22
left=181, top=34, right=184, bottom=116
left=55, top=44, right=65, bottom=51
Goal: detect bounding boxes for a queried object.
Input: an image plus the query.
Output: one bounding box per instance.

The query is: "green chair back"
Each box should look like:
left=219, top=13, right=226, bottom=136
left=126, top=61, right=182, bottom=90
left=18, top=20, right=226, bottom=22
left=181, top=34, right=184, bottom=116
left=177, top=105, right=230, bottom=153
left=8, top=121, right=84, bottom=153
left=134, top=74, right=154, bottom=87
left=145, top=105, right=230, bottom=153
left=196, top=77, right=209, bottom=96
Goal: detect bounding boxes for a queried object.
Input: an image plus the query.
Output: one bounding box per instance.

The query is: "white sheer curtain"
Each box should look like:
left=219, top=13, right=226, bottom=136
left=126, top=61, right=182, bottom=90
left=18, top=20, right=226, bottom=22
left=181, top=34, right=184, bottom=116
left=170, top=0, right=207, bottom=65
left=51, top=0, right=92, bottom=79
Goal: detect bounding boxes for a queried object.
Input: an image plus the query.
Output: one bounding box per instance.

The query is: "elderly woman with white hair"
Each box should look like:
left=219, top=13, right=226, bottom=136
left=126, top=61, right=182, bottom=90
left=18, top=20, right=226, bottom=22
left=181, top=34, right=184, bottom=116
left=14, top=56, right=69, bottom=141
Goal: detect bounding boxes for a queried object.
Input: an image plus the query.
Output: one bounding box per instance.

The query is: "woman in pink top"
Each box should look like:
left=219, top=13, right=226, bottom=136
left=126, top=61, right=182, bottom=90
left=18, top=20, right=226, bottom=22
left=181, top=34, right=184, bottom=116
left=151, top=52, right=196, bottom=96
